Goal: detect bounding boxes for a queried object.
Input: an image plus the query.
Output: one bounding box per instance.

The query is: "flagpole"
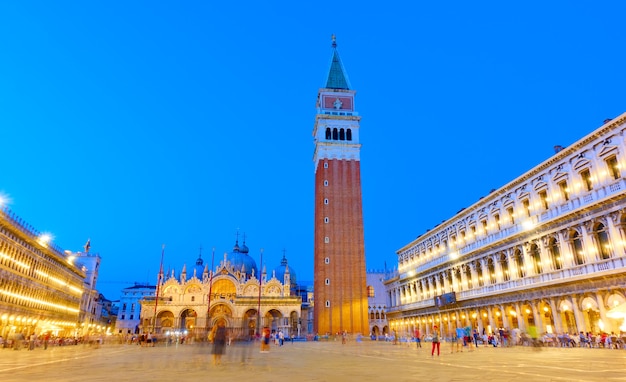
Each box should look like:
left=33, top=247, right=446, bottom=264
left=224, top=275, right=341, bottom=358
left=153, top=244, right=165, bottom=334
left=206, top=247, right=215, bottom=332
left=256, top=248, right=263, bottom=337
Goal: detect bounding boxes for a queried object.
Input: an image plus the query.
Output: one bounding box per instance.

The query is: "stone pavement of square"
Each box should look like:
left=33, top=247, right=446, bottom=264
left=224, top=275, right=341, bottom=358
left=0, top=340, right=624, bottom=382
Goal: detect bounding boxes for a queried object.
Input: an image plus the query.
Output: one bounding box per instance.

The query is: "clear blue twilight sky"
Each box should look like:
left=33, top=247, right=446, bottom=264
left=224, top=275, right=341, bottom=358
left=1, top=1, right=625, bottom=299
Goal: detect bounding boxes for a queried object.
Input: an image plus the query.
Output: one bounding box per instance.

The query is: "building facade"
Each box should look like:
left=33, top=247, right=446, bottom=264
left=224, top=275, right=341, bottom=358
left=385, top=113, right=626, bottom=339
left=0, top=206, right=85, bottom=339
left=313, top=36, right=368, bottom=336
left=115, top=283, right=155, bottom=336
left=367, top=270, right=389, bottom=337
left=140, top=240, right=303, bottom=340
left=74, top=250, right=108, bottom=337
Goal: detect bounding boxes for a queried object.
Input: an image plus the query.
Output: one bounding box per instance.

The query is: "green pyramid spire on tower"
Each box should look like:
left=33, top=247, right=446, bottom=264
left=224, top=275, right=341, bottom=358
left=325, top=35, right=351, bottom=90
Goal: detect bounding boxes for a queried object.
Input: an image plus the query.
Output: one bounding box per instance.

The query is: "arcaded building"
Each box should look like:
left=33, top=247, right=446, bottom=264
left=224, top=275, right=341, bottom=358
left=139, top=239, right=302, bottom=339
left=0, top=205, right=85, bottom=338
left=385, top=113, right=626, bottom=338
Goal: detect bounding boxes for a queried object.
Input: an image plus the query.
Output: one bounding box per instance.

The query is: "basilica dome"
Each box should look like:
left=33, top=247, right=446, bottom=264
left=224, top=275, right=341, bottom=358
left=227, top=240, right=258, bottom=278
left=273, top=254, right=297, bottom=285
left=193, top=254, right=205, bottom=278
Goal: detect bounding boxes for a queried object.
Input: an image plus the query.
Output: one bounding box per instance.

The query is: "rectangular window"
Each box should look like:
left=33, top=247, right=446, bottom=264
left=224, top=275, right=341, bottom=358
left=522, top=199, right=530, bottom=217
left=507, top=207, right=515, bottom=224
left=606, top=156, right=620, bottom=180
left=494, top=214, right=500, bottom=230
left=580, top=169, right=593, bottom=191
left=539, top=190, right=549, bottom=210
left=558, top=180, right=569, bottom=201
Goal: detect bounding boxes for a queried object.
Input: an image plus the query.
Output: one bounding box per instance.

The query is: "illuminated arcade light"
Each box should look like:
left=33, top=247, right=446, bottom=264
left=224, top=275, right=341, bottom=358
left=0, top=287, right=79, bottom=313
left=34, top=270, right=83, bottom=295
left=0, top=251, right=31, bottom=269
left=0, top=193, right=11, bottom=207
left=38, top=233, right=54, bottom=247
left=522, top=220, right=535, bottom=231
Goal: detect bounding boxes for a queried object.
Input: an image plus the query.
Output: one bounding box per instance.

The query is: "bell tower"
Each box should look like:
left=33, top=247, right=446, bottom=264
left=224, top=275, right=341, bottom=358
left=313, top=35, right=368, bottom=335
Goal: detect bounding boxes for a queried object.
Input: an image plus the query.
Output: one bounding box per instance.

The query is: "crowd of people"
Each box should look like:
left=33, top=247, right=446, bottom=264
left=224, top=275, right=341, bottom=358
left=394, top=326, right=626, bottom=350
left=0, top=332, right=104, bottom=350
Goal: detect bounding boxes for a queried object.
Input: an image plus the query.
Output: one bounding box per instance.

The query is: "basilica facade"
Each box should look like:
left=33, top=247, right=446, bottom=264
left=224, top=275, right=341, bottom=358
left=385, top=113, right=626, bottom=339
left=139, top=240, right=303, bottom=340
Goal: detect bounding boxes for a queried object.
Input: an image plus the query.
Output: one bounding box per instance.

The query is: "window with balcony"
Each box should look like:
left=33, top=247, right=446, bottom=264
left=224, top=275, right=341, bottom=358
left=558, top=180, right=569, bottom=201
left=464, top=265, right=473, bottom=289
left=499, top=253, right=510, bottom=281
left=487, top=258, right=496, bottom=284
left=538, top=190, right=549, bottom=210
left=548, top=237, right=562, bottom=270
left=454, top=267, right=463, bottom=291
left=522, top=199, right=530, bottom=217
left=529, top=243, right=542, bottom=274
left=507, top=207, right=515, bottom=224
left=606, top=156, right=620, bottom=180
left=475, top=261, right=484, bottom=287
left=580, top=169, right=593, bottom=191
left=514, top=249, right=525, bottom=278
left=570, top=230, right=585, bottom=265
left=594, top=223, right=611, bottom=260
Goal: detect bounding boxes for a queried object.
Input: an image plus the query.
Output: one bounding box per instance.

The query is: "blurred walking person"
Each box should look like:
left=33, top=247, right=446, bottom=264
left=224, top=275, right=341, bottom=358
left=431, top=326, right=441, bottom=357
left=414, top=328, right=422, bottom=348
left=212, top=321, right=228, bottom=365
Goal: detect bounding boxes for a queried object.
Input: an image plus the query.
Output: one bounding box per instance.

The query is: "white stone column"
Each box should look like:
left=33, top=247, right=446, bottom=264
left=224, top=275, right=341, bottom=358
left=549, top=298, right=561, bottom=333
left=571, top=295, right=586, bottom=333
left=531, top=302, right=543, bottom=334
left=580, top=222, right=595, bottom=264
left=606, top=212, right=623, bottom=257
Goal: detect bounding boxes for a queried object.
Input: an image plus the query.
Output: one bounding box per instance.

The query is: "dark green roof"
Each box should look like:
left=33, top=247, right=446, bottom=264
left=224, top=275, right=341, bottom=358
left=325, top=43, right=350, bottom=90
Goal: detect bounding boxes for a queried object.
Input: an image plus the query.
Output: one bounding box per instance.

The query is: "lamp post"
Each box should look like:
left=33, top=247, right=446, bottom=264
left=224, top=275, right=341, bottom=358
left=152, top=245, right=165, bottom=335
